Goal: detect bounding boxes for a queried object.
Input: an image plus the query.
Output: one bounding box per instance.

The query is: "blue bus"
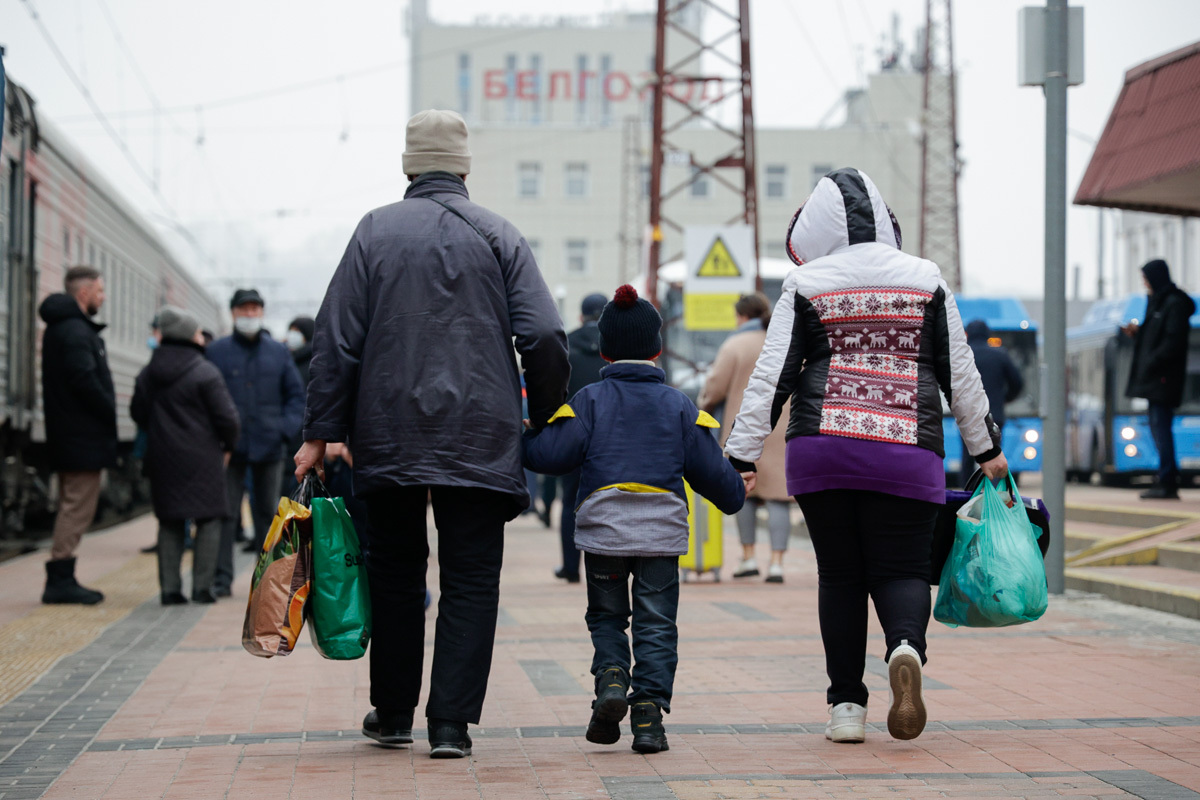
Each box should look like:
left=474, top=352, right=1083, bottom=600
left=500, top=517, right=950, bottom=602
left=943, top=297, right=1043, bottom=478
left=1066, top=295, right=1200, bottom=484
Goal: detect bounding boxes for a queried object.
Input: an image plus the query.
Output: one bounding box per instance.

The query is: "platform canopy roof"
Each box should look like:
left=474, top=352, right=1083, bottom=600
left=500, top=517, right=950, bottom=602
left=1074, top=40, right=1200, bottom=217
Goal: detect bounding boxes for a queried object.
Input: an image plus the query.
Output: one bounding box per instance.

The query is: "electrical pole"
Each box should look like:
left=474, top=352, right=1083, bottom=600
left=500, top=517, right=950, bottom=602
left=918, top=0, right=962, bottom=291
left=646, top=0, right=760, bottom=308
left=1042, top=0, right=1069, bottom=594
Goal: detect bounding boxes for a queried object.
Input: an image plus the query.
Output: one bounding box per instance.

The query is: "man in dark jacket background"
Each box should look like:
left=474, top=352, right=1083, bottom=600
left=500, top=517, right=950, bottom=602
left=207, top=289, right=305, bottom=594
left=132, top=307, right=240, bottom=604
left=552, top=292, right=608, bottom=583
left=960, top=319, right=1025, bottom=485
left=295, top=109, right=569, bottom=758
left=1124, top=259, right=1196, bottom=499
left=38, top=266, right=116, bottom=605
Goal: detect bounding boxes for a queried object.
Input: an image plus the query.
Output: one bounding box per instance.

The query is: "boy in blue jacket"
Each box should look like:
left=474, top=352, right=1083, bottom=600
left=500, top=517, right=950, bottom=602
left=523, top=285, right=747, bottom=753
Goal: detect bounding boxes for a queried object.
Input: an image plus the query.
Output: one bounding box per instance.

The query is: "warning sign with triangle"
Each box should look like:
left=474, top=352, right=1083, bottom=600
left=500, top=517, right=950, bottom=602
left=696, top=237, right=742, bottom=278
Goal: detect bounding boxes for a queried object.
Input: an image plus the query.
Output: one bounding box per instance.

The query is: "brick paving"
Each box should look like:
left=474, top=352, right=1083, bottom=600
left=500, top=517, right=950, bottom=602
left=2, top=499, right=1200, bottom=799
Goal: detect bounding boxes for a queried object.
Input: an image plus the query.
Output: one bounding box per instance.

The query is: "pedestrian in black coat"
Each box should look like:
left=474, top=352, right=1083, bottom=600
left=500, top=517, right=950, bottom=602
left=132, top=307, right=241, bottom=604
left=1124, top=259, right=1196, bottom=499
left=959, top=320, right=1024, bottom=485
left=296, top=110, right=569, bottom=757
left=39, top=266, right=116, bottom=605
left=132, top=309, right=240, bottom=604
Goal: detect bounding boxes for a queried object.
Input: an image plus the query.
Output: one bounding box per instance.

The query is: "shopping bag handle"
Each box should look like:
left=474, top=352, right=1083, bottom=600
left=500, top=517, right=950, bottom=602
left=291, top=470, right=330, bottom=505
left=963, top=467, right=1016, bottom=500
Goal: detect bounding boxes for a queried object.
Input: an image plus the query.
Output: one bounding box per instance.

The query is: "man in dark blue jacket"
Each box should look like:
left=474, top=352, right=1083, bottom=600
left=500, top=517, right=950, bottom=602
left=295, top=110, right=569, bottom=758
left=960, top=320, right=1024, bottom=485
left=207, top=288, right=304, bottom=595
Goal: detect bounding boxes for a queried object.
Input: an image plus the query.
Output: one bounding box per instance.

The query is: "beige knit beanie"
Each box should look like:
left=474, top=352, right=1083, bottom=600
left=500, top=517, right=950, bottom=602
left=402, top=109, right=471, bottom=176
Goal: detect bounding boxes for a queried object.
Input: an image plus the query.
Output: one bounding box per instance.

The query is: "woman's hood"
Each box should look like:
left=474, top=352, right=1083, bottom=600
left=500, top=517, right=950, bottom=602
left=786, top=168, right=903, bottom=265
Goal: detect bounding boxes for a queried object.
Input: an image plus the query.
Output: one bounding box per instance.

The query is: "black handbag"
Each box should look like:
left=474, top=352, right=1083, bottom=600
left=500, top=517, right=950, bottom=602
left=931, top=469, right=1050, bottom=584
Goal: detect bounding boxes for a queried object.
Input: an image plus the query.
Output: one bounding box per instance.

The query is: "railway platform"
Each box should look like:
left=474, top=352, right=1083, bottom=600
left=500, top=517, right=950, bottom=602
left=1, top=485, right=1200, bottom=800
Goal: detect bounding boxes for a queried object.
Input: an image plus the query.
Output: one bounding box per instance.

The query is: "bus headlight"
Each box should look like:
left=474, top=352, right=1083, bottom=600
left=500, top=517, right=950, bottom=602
left=1024, top=429, right=1039, bottom=443
left=1023, top=446, right=1037, bottom=460
left=1124, top=444, right=1138, bottom=457
left=1121, top=426, right=1137, bottom=441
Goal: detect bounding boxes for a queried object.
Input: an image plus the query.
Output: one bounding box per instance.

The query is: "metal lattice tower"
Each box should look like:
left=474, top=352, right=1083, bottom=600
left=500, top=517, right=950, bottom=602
left=617, top=116, right=645, bottom=286
left=919, top=0, right=962, bottom=291
left=647, top=0, right=759, bottom=306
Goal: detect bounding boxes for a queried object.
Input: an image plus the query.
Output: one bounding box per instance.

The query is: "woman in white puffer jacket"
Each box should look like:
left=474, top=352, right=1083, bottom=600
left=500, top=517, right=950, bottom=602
left=724, top=168, right=1008, bottom=744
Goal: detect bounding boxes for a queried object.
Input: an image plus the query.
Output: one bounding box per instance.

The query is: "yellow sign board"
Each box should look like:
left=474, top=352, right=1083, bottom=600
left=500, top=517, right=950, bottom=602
left=696, top=237, right=742, bottom=277
left=683, top=293, right=741, bottom=331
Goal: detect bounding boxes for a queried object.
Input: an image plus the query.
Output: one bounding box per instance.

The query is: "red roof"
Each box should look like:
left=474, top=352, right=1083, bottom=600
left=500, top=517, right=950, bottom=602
left=1074, top=40, right=1200, bottom=217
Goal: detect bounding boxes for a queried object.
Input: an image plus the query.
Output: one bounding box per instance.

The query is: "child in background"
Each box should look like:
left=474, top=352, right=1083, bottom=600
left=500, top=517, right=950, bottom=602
left=523, top=285, right=748, bottom=753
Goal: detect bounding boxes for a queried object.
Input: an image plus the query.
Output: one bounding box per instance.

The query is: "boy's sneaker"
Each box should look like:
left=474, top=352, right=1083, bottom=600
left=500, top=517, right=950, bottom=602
left=825, top=702, right=867, bottom=743
left=428, top=718, right=471, bottom=758
left=886, top=641, right=927, bottom=740
left=765, top=563, right=784, bottom=583
left=362, top=709, right=414, bottom=746
left=586, top=667, right=630, bottom=745
left=630, top=702, right=669, bottom=753
left=733, top=558, right=759, bottom=578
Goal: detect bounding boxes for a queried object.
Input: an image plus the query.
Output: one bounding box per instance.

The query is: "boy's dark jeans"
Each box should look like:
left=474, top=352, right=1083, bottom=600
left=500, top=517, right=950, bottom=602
left=1149, top=402, right=1180, bottom=489
left=584, top=552, right=679, bottom=712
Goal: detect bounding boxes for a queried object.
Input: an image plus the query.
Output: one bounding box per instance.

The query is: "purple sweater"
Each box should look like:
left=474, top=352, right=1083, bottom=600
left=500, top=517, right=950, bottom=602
left=785, top=434, right=945, bottom=504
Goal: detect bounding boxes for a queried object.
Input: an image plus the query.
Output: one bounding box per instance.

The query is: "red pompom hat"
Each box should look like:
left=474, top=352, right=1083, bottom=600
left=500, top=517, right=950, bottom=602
left=597, top=284, right=663, bottom=362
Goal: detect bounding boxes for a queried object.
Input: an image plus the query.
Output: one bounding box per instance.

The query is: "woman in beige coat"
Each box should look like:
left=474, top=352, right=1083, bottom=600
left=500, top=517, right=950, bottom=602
left=698, top=294, right=792, bottom=582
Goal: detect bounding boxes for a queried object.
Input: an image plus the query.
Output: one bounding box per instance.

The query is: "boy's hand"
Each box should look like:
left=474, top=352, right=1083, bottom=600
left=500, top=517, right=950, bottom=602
left=741, top=472, right=757, bottom=494
left=522, top=419, right=534, bottom=431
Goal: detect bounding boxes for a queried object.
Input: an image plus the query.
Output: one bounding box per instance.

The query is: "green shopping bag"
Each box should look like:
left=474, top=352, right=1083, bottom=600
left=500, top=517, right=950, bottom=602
left=934, top=475, right=1048, bottom=628
left=307, top=496, right=372, bottom=659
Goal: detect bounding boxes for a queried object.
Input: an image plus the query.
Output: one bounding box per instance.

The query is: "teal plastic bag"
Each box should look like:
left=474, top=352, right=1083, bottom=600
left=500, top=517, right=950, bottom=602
left=307, top=496, right=372, bottom=659
left=934, top=476, right=1048, bottom=628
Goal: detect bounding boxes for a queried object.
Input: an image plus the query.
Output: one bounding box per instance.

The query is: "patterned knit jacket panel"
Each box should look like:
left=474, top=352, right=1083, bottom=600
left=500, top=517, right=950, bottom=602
left=724, top=168, right=1001, bottom=465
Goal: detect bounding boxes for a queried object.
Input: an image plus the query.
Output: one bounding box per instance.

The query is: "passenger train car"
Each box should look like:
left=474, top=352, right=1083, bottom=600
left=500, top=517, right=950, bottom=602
left=1066, top=295, right=1200, bottom=484
left=942, top=297, right=1043, bottom=479
left=2, top=79, right=223, bottom=534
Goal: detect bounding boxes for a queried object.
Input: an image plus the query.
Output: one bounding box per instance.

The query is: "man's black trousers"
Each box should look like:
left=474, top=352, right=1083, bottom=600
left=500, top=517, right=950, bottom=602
left=363, top=485, right=509, bottom=724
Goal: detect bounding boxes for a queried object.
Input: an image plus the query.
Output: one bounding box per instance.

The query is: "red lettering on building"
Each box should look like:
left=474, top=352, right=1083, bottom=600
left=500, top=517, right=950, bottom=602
left=548, top=71, right=572, bottom=99
left=603, top=72, right=632, bottom=101
left=484, top=69, right=508, bottom=99
left=516, top=70, right=537, bottom=99
left=577, top=71, right=596, bottom=99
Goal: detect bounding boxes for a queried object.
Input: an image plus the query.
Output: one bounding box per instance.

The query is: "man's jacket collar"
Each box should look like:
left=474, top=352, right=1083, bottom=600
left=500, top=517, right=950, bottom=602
left=405, top=172, right=469, bottom=201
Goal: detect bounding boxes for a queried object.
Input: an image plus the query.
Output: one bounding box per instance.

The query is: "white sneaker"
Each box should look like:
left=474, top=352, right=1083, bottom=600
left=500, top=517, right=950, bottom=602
left=886, top=641, right=927, bottom=740
left=825, top=702, right=866, bottom=743
left=765, top=563, right=784, bottom=583
left=733, top=558, right=759, bottom=578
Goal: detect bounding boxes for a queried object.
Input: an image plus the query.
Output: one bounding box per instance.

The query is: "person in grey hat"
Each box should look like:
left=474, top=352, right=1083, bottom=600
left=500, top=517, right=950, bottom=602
left=132, top=307, right=240, bottom=604
left=296, top=108, right=569, bottom=758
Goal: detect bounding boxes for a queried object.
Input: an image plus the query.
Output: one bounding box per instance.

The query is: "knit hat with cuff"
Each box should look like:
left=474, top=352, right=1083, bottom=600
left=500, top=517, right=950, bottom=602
left=403, top=110, right=472, bottom=176
left=156, top=306, right=199, bottom=343
left=597, top=285, right=663, bottom=362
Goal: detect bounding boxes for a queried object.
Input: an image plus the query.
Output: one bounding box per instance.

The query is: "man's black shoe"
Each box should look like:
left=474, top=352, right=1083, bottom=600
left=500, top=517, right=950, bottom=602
left=140, top=542, right=159, bottom=554
left=191, top=590, right=218, bottom=604
left=361, top=709, right=414, bottom=746
left=630, top=702, right=669, bottom=753
left=428, top=718, right=471, bottom=758
left=538, top=507, right=552, bottom=528
left=42, top=558, right=104, bottom=605
left=1140, top=486, right=1181, bottom=500
left=212, top=586, right=233, bottom=598
left=586, top=666, right=629, bottom=745
left=554, top=567, right=581, bottom=584
left=161, top=592, right=188, bottom=606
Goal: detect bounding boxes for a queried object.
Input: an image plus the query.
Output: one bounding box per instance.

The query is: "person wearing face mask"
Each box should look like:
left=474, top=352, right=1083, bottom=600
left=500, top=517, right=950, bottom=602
left=206, top=289, right=305, bottom=595
left=38, top=266, right=117, bottom=604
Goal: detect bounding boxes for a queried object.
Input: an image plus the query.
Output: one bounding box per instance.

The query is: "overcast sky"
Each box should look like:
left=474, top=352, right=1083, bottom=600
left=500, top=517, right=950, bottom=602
left=2, top=0, right=1198, bottom=329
